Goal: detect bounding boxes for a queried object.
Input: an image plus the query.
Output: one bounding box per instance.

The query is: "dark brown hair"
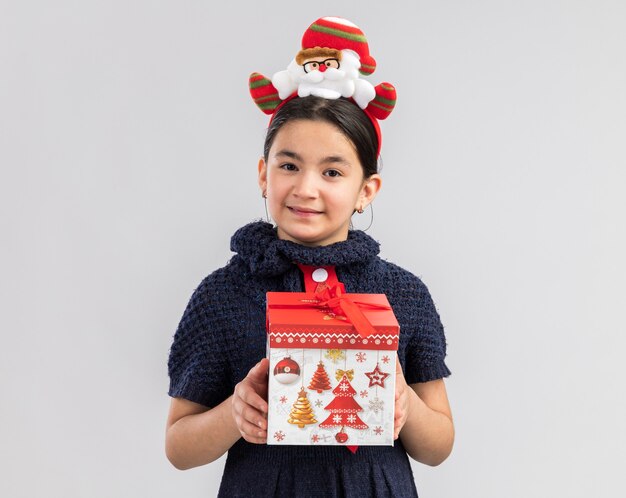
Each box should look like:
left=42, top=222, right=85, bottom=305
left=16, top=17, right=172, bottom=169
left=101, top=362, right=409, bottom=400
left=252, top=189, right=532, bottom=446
left=263, top=96, right=379, bottom=178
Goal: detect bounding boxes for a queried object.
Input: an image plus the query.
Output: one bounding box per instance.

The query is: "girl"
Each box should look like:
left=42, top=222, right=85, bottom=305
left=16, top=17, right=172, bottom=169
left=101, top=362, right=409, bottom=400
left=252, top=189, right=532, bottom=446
left=166, top=19, right=453, bottom=498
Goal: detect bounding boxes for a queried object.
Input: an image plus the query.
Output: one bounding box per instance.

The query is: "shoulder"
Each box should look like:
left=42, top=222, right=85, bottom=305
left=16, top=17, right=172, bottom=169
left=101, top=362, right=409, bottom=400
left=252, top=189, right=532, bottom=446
left=168, top=261, right=247, bottom=373
left=369, top=257, right=434, bottom=301
left=172, top=258, right=250, bottom=342
left=186, top=256, right=251, bottom=304
left=367, top=258, right=444, bottom=334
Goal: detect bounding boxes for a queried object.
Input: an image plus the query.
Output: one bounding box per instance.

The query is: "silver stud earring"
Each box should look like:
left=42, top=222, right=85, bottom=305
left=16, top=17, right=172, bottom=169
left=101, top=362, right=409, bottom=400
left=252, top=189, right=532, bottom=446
left=262, top=192, right=271, bottom=223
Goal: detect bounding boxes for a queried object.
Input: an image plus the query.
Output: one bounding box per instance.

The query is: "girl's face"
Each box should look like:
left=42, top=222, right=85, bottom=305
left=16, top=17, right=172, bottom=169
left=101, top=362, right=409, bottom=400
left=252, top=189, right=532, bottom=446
left=258, top=119, right=381, bottom=247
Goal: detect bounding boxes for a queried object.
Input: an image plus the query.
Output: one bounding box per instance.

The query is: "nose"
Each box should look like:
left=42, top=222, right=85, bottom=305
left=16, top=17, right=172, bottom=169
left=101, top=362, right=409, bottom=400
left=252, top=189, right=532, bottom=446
left=318, top=63, right=327, bottom=73
left=293, top=171, right=318, bottom=198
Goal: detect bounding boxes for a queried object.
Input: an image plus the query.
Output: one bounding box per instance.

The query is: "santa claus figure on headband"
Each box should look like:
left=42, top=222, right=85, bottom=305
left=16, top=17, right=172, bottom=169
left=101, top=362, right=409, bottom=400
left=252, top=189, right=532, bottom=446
left=249, top=17, right=396, bottom=120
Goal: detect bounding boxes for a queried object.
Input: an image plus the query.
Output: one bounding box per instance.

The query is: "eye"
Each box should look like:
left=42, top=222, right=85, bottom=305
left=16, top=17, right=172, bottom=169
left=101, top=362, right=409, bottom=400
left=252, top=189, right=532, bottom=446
left=279, top=163, right=298, bottom=172
left=324, top=169, right=342, bottom=178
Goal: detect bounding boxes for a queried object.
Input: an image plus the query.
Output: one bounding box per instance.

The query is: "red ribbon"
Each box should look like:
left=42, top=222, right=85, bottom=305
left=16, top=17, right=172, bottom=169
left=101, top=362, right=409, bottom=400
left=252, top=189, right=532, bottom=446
left=268, top=284, right=390, bottom=338
left=314, top=284, right=378, bottom=338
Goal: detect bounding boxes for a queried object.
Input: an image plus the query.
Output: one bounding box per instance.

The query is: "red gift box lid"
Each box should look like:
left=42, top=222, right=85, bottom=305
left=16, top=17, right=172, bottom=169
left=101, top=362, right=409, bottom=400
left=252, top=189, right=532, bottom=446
left=266, top=292, right=399, bottom=351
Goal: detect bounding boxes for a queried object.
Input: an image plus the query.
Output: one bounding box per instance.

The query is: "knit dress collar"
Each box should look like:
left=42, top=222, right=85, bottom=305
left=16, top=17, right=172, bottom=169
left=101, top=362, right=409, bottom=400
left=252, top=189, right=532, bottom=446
left=230, top=221, right=380, bottom=277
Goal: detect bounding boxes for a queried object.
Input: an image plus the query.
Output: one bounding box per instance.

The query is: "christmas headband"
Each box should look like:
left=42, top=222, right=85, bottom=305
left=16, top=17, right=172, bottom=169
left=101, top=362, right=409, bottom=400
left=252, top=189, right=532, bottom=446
left=249, top=16, right=397, bottom=156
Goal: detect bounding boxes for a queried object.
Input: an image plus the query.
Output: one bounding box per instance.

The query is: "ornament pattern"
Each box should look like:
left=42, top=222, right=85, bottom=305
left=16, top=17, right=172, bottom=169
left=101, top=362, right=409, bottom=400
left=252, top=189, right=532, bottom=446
left=325, top=349, right=345, bottom=363
left=318, top=374, right=368, bottom=442
left=268, top=346, right=395, bottom=445
left=287, top=387, right=317, bottom=428
left=368, top=397, right=384, bottom=414
left=335, top=369, right=354, bottom=381
left=273, top=356, right=301, bottom=385
left=308, top=361, right=332, bottom=393
left=365, top=363, right=390, bottom=388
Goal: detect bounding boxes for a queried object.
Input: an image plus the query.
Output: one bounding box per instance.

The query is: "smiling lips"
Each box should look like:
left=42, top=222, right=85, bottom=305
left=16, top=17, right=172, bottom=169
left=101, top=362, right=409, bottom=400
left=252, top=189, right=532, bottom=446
left=288, top=206, right=322, bottom=217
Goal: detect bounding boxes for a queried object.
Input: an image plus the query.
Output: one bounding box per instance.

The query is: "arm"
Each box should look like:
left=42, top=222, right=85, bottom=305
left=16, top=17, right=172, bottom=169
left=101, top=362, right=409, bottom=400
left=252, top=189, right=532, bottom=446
left=394, top=358, right=455, bottom=466
left=165, top=359, right=270, bottom=470
left=165, top=396, right=239, bottom=470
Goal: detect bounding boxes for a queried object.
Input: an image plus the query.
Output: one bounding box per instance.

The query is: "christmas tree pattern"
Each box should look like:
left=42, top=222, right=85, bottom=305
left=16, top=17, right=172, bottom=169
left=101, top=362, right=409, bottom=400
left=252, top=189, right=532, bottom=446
left=318, top=374, right=368, bottom=441
left=287, top=387, right=317, bottom=429
left=308, top=361, right=332, bottom=393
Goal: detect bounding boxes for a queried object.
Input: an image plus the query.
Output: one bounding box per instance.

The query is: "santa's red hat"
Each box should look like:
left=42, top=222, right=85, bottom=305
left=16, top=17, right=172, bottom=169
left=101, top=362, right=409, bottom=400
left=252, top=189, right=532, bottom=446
left=301, top=17, right=377, bottom=76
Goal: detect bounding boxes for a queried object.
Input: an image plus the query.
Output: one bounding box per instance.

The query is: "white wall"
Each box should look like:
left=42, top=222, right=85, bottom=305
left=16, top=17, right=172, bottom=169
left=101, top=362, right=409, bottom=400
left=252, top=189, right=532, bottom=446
left=1, top=1, right=624, bottom=497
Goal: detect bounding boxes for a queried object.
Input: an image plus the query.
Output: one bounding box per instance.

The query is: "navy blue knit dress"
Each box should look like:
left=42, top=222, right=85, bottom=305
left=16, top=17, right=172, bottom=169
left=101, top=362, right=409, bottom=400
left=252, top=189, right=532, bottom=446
left=168, top=221, right=451, bottom=497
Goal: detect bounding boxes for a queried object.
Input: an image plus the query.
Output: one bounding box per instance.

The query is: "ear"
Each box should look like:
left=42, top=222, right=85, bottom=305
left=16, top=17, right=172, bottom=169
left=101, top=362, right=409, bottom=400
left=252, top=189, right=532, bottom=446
left=357, top=174, right=382, bottom=211
left=258, top=157, right=267, bottom=195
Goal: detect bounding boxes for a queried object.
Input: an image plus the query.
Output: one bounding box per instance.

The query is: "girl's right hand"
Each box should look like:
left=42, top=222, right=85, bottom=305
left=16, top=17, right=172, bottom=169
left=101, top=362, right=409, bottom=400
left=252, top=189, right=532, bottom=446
left=231, top=358, right=270, bottom=444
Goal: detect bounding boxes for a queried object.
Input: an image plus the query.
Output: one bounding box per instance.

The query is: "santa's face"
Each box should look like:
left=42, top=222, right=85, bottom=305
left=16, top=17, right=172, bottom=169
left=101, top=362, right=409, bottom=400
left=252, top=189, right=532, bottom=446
left=289, top=50, right=360, bottom=85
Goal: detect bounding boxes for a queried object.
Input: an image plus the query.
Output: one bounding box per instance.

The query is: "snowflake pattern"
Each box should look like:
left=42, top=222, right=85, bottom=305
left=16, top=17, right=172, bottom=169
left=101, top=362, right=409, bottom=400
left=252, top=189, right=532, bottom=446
left=347, top=414, right=356, bottom=423
left=317, top=433, right=332, bottom=443
left=369, top=397, right=384, bottom=414
left=333, top=414, right=342, bottom=424
left=356, top=351, right=367, bottom=363
left=325, top=349, right=345, bottom=363
left=279, top=395, right=288, bottom=404
left=311, top=434, right=320, bottom=443
left=381, top=355, right=390, bottom=364
left=274, top=431, right=285, bottom=442
left=339, top=383, right=349, bottom=392
left=360, top=390, right=368, bottom=398
left=315, top=399, right=323, bottom=408
left=374, top=426, right=384, bottom=435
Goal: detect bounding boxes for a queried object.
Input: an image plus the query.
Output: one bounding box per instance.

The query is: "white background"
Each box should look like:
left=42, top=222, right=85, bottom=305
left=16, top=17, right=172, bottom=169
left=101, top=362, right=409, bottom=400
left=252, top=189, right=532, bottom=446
left=1, top=1, right=625, bottom=497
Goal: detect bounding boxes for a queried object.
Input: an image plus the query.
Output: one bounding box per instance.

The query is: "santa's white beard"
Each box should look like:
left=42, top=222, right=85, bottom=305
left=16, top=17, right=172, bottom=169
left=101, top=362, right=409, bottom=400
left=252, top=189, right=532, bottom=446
left=295, top=67, right=355, bottom=99
left=298, top=77, right=355, bottom=100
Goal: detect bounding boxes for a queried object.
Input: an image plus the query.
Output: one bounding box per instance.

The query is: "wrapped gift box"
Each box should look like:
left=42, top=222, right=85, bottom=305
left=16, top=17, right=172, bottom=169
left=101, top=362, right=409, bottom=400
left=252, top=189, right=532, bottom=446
left=266, top=290, right=399, bottom=446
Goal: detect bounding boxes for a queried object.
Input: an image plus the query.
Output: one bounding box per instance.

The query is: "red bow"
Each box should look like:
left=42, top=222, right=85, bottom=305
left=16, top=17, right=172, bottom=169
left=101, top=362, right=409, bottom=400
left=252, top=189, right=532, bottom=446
left=315, top=284, right=378, bottom=338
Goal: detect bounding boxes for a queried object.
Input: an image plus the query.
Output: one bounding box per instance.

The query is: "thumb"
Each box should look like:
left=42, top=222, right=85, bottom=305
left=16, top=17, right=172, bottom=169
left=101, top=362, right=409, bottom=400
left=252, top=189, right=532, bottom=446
left=395, top=354, right=403, bottom=376
left=248, top=358, right=270, bottom=382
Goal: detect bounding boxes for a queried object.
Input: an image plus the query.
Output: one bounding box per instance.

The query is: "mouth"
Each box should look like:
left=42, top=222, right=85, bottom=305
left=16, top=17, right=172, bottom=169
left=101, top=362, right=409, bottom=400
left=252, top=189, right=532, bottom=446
left=288, top=206, right=322, bottom=217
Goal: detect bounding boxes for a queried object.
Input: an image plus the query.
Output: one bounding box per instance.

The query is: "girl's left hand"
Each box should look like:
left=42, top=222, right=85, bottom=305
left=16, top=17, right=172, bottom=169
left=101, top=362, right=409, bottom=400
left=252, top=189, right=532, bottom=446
left=394, top=355, right=412, bottom=439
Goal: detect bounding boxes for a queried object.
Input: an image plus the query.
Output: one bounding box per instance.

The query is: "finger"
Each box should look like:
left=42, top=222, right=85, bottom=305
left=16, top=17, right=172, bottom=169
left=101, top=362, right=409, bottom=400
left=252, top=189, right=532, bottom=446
left=247, top=358, right=270, bottom=384
left=395, top=354, right=403, bottom=375
left=234, top=381, right=268, bottom=414
left=394, top=403, right=404, bottom=419
left=393, top=417, right=405, bottom=440
left=240, top=403, right=267, bottom=430
left=240, top=429, right=267, bottom=444
left=239, top=418, right=268, bottom=441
